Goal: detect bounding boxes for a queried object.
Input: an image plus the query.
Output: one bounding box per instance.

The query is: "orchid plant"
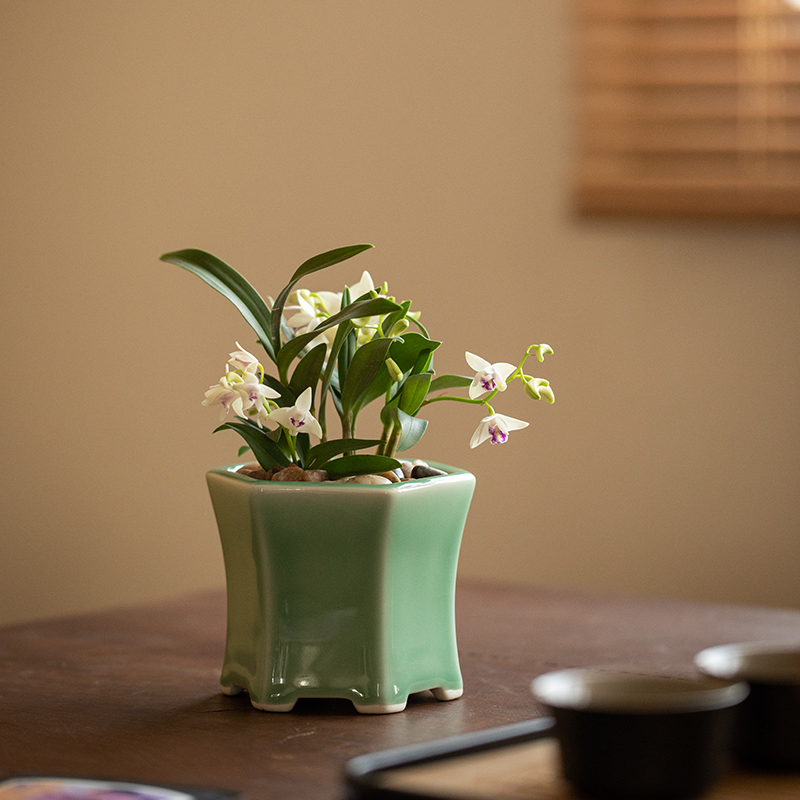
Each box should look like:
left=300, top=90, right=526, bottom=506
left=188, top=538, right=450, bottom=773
left=161, top=244, right=554, bottom=480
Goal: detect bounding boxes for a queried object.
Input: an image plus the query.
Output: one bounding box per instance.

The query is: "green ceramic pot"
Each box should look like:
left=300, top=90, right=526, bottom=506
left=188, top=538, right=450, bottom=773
left=206, top=461, right=476, bottom=714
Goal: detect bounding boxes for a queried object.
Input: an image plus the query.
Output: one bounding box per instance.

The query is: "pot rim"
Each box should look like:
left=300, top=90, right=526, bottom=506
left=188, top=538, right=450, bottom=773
left=207, top=460, right=475, bottom=491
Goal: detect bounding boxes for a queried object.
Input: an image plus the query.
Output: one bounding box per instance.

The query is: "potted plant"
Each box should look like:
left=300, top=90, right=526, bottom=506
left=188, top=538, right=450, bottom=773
left=162, top=244, right=554, bottom=713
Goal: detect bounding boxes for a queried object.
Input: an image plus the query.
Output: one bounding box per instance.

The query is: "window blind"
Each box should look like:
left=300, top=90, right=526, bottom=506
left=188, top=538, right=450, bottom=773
left=575, top=0, right=800, bottom=219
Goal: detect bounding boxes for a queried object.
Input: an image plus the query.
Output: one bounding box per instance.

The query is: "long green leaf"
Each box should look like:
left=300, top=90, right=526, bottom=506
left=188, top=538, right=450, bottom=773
left=269, top=244, right=374, bottom=351
left=336, top=287, right=355, bottom=381
left=324, top=454, right=402, bottom=480
left=290, top=342, right=327, bottom=399
left=318, top=315, right=352, bottom=433
left=340, top=337, right=394, bottom=417
left=214, top=422, right=291, bottom=470
left=305, top=438, right=384, bottom=470
left=276, top=296, right=400, bottom=379
left=161, top=249, right=276, bottom=363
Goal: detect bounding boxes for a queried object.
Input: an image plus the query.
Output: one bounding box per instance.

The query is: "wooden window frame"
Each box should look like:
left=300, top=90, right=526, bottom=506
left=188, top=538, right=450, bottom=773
left=575, top=0, right=800, bottom=220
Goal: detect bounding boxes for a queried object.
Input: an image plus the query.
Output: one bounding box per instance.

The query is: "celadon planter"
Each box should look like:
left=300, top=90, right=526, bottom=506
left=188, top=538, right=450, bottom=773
left=206, top=461, right=475, bottom=714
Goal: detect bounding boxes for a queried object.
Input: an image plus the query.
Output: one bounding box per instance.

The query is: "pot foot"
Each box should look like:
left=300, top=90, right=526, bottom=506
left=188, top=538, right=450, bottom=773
left=353, top=700, right=408, bottom=714
left=251, top=699, right=297, bottom=712
left=431, top=687, right=463, bottom=701
left=220, top=682, right=244, bottom=696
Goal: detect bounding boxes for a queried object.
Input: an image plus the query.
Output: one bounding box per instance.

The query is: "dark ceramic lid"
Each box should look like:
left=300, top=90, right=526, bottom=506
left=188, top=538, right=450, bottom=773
left=695, top=643, right=800, bottom=685
left=532, top=668, right=748, bottom=713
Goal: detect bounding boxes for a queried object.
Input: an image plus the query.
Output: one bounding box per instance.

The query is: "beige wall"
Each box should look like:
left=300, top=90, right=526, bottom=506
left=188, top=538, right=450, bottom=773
left=2, top=1, right=799, bottom=626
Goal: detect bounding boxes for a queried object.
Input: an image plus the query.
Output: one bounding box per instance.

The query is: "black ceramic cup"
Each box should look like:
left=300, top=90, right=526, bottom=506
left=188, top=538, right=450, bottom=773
left=531, top=668, right=748, bottom=800
left=695, top=643, right=800, bottom=770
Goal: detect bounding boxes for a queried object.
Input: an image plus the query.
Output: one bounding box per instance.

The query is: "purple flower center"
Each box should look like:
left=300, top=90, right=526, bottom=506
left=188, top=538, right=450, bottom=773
left=488, top=425, right=507, bottom=445
left=480, top=375, right=496, bottom=391
left=290, top=416, right=305, bottom=428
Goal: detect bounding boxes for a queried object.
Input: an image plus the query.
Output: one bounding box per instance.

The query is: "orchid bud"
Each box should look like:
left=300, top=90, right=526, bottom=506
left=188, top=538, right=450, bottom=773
left=389, top=318, right=410, bottom=337
left=386, top=358, right=404, bottom=383
left=530, top=344, right=554, bottom=363
left=524, top=377, right=555, bottom=403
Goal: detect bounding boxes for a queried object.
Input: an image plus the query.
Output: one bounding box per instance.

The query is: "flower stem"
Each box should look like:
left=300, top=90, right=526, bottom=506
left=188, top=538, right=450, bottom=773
left=421, top=394, right=485, bottom=407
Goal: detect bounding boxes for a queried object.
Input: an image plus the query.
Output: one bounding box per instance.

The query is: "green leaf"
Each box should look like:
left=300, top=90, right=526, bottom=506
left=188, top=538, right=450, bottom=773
left=397, top=415, right=428, bottom=453
left=330, top=386, right=343, bottom=416
left=354, top=362, right=393, bottom=412
left=295, top=432, right=310, bottom=467
left=269, top=244, right=374, bottom=352
left=318, top=315, right=351, bottom=418
left=350, top=333, right=440, bottom=413
left=305, top=438, right=384, bottom=470
left=277, top=296, right=400, bottom=379
left=337, top=327, right=357, bottom=390
left=412, top=347, right=435, bottom=375
left=428, top=374, right=472, bottom=393
left=214, top=422, right=291, bottom=470
left=237, top=445, right=251, bottom=457
left=340, top=336, right=394, bottom=417
left=399, top=373, right=432, bottom=416
left=388, top=332, right=441, bottom=373
left=323, top=454, right=402, bottom=480
left=160, top=249, right=276, bottom=363
left=290, top=342, right=327, bottom=399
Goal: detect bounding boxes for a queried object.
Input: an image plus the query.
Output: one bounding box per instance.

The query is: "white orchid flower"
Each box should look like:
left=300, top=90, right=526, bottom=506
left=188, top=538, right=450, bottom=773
left=203, top=364, right=280, bottom=423
left=282, top=273, right=393, bottom=349
left=284, top=289, right=344, bottom=350
left=469, top=412, right=529, bottom=448
left=465, top=352, right=517, bottom=399
left=203, top=374, right=247, bottom=421
left=347, top=270, right=375, bottom=300
left=238, top=370, right=280, bottom=411
left=347, top=271, right=383, bottom=343
left=228, top=343, right=261, bottom=374
left=268, top=387, right=323, bottom=439
left=284, top=290, right=321, bottom=336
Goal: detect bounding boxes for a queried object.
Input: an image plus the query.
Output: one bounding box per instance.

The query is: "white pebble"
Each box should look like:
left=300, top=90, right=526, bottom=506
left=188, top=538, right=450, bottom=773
left=338, top=474, right=393, bottom=485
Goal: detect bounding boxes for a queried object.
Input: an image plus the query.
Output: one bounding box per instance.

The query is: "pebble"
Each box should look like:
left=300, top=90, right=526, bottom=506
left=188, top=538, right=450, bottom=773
left=411, top=464, right=447, bottom=479
left=238, top=464, right=329, bottom=482
left=337, top=474, right=393, bottom=485
left=237, top=466, right=271, bottom=480
left=399, top=460, right=415, bottom=480
left=270, top=465, right=330, bottom=482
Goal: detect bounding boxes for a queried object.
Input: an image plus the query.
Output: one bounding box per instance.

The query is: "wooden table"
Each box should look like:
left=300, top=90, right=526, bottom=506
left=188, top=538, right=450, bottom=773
left=1, top=581, right=799, bottom=799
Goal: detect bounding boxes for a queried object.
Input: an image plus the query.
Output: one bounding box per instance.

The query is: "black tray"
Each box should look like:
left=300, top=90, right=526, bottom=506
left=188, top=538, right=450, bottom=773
left=344, top=717, right=800, bottom=800
left=345, top=717, right=558, bottom=799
